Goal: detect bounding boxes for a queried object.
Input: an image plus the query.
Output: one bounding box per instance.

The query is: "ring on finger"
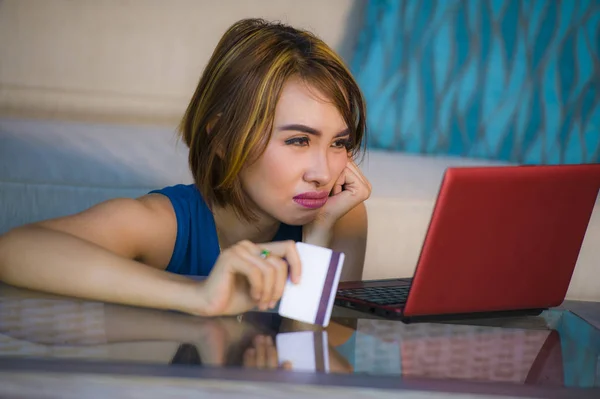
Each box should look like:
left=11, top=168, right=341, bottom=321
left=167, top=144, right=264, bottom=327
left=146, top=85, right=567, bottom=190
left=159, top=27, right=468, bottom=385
left=259, top=249, right=271, bottom=259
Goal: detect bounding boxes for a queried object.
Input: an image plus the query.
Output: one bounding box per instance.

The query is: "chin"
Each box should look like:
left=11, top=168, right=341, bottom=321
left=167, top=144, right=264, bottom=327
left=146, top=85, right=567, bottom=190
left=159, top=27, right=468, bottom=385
left=277, top=210, right=319, bottom=226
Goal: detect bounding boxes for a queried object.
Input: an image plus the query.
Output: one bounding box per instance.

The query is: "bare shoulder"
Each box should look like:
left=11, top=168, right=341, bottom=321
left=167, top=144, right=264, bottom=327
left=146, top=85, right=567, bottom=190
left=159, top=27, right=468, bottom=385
left=37, top=193, right=177, bottom=269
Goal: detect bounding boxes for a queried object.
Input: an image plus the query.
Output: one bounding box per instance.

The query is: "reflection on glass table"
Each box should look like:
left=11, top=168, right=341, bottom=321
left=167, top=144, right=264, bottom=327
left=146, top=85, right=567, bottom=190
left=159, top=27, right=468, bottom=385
left=1, top=283, right=599, bottom=390
left=0, top=284, right=352, bottom=373
left=342, top=311, right=599, bottom=389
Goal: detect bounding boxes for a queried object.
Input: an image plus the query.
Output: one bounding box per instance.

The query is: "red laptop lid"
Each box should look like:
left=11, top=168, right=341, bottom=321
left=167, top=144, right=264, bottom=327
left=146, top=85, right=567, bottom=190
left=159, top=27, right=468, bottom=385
left=403, top=164, right=600, bottom=317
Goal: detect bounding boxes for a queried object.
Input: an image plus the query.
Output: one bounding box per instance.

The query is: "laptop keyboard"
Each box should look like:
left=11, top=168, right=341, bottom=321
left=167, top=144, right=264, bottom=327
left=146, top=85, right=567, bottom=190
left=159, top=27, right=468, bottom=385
left=337, top=286, right=410, bottom=306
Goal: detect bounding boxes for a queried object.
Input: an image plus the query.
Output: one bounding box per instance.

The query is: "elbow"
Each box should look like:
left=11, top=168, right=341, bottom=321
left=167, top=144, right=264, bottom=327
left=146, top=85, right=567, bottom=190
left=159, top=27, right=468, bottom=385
left=0, top=228, right=16, bottom=280
left=0, top=225, right=39, bottom=281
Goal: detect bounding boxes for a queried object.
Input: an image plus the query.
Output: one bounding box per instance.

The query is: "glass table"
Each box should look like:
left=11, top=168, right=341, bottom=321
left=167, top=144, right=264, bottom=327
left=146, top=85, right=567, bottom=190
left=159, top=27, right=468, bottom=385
left=1, top=283, right=599, bottom=398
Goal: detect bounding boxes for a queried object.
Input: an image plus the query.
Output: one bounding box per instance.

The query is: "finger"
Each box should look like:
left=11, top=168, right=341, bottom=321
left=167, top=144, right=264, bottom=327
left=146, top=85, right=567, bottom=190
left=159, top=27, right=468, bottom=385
left=265, top=337, right=278, bottom=369
left=228, top=244, right=265, bottom=302
left=260, top=240, right=302, bottom=284
left=332, top=169, right=345, bottom=196
left=267, top=255, right=288, bottom=307
left=345, top=161, right=365, bottom=180
left=347, top=160, right=361, bottom=172
left=260, top=263, right=276, bottom=310
left=243, top=347, right=256, bottom=368
left=332, top=183, right=343, bottom=196
left=254, top=335, right=266, bottom=368
left=245, top=256, right=273, bottom=310
left=341, top=162, right=371, bottom=198
left=346, top=161, right=371, bottom=189
left=236, top=241, right=275, bottom=309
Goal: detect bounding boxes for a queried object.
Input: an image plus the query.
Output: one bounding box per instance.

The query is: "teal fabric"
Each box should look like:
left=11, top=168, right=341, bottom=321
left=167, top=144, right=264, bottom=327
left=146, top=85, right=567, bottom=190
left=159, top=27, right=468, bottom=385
left=334, top=331, right=357, bottom=368
left=351, top=0, right=600, bottom=164
left=556, top=311, right=600, bottom=388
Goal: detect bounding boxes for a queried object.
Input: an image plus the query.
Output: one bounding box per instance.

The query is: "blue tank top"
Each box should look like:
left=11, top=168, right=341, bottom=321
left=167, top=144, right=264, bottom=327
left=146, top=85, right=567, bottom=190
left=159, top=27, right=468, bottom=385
left=149, top=184, right=303, bottom=276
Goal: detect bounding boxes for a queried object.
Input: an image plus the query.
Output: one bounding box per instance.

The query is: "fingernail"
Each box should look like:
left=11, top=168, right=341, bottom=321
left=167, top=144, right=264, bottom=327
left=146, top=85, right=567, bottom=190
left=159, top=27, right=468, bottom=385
left=269, top=301, right=276, bottom=308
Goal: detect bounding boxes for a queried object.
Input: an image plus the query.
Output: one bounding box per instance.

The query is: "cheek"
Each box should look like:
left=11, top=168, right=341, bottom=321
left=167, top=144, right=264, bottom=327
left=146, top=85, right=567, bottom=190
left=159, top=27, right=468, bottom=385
left=261, top=149, right=294, bottom=181
left=332, top=154, right=349, bottom=177
left=245, top=146, right=298, bottom=190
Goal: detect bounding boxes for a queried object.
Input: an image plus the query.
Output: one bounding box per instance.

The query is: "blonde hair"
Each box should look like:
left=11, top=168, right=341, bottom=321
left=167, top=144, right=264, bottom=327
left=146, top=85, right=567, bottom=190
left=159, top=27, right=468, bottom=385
left=180, top=18, right=367, bottom=221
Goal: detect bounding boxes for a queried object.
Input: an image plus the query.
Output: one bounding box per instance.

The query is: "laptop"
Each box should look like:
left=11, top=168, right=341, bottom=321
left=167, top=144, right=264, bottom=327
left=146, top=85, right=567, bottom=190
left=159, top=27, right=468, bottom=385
left=335, top=164, right=600, bottom=322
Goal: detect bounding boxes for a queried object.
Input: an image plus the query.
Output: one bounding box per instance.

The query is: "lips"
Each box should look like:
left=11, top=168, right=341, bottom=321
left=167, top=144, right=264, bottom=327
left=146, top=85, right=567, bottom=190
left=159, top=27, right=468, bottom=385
left=293, top=191, right=329, bottom=209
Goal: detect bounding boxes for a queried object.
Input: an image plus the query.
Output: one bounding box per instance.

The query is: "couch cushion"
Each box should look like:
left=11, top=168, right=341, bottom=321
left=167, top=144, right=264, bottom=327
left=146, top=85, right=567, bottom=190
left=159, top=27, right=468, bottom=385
left=0, top=117, right=192, bottom=188
left=0, top=117, right=192, bottom=232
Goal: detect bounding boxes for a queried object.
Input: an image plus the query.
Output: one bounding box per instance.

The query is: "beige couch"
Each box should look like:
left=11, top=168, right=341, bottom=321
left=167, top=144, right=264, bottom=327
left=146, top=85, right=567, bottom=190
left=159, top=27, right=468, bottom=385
left=1, top=117, right=598, bottom=302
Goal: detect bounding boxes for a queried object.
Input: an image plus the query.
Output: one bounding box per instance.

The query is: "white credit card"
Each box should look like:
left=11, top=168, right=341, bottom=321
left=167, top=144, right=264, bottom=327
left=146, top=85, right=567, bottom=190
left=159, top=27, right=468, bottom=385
left=276, top=331, right=329, bottom=372
left=278, top=242, right=345, bottom=327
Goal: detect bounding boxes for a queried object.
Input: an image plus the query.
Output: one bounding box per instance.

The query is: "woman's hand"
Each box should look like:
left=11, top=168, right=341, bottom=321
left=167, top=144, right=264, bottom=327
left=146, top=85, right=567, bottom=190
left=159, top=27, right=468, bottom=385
left=243, top=335, right=292, bottom=370
left=304, top=160, right=371, bottom=245
left=315, top=160, right=371, bottom=228
left=194, top=240, right=302, bottom=316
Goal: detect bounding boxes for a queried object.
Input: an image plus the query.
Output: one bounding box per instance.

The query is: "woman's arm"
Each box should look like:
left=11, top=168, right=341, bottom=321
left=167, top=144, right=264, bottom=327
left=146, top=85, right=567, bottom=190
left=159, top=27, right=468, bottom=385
left=330, top=202, right=368, bottom=281
left=0, top=196, right=198, bottom=313
left=0, top=194, right=303, bottom=317
left=303, top=202, right=368, bottom=281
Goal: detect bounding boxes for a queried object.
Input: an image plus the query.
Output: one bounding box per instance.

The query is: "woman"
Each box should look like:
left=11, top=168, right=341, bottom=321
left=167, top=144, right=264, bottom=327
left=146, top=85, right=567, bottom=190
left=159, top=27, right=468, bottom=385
left=0, top=18, right=371, bottom=317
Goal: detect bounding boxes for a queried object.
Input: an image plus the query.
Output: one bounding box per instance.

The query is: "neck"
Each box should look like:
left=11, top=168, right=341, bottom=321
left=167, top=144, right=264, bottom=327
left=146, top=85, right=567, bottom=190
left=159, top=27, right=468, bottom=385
left=212, top=205, right=280, bottom=249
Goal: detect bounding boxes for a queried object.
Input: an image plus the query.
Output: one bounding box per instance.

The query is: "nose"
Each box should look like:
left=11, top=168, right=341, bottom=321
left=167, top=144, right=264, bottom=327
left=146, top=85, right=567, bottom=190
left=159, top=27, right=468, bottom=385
left=303, top=149, right=331, bottom=187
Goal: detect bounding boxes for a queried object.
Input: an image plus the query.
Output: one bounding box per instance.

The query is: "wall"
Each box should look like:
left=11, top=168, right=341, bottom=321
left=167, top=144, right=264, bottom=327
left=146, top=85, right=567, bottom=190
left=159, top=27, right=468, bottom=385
left=0, top=0, right=362, bottom=125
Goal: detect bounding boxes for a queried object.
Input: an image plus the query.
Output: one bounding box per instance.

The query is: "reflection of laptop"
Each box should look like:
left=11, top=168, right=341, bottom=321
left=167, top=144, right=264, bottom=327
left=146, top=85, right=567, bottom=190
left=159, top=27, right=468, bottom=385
left=336, top=164, right=600, bottom=322
left=400, top=328, right=562, bottom=385
left=351, top=319, right=564, bottom=385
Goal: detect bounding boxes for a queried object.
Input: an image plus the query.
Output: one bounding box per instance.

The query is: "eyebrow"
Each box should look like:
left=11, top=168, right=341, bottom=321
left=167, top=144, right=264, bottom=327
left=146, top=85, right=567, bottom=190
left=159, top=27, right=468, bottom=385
left=276, top=124, right=350, bottom=138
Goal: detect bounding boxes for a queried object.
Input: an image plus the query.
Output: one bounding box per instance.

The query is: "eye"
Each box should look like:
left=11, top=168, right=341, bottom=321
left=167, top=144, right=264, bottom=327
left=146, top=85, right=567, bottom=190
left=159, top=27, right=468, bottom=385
left=285, top=136, right=310, bottom=146
left=332, top=138, right=351, bottom=150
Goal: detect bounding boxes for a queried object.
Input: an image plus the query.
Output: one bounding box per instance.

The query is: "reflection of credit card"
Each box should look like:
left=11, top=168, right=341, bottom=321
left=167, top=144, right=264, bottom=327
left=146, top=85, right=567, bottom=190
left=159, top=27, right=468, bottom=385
left=278, top=243, right=345, bottom=327
left=276, top=331, right=329, bottom=372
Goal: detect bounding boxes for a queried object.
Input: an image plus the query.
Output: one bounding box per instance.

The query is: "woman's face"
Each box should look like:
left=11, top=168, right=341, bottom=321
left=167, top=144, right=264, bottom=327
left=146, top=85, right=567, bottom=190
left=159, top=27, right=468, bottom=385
left=239, top=78, right=351, bottom=226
